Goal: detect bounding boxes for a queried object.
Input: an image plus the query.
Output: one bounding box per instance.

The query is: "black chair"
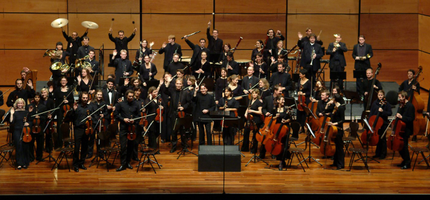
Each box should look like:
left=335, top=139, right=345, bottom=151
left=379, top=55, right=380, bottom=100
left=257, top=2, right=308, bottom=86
left=90, top=129, right=120, bottom=172
left=51, top=125, right=73, bottom=172
left=410, top=147, right=430, bottom=171
left=343, top=121, right=359, bottom=155
left=136, top=130, right=161, bottom=174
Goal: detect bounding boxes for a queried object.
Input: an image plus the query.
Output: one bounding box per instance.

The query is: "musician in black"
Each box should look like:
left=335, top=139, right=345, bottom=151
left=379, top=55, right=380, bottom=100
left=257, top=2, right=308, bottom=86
left=273, top=95, right=292, bottom=171
left=215, top=68, right=228, bottom=102
left=110, top=49, right=133, bottom=86
left=242, top=89, right=263, bottom=153
left=370, top=90, right=392, bottom=159
left=265, top=29, right=284, bottom=64
left=269, top=55, right=286, bottom=75
left=62, top=28, right=88, bottom=65
left=87, top=90, right=108, bottom=159
left=159, top=35, right=182, bottom=72
left=399, top=69, right=420, bottom=99
left=52, top=42, right=70, bottom=65
left=168, top=53, right=185, bottom=76
left=135, top=40, right=153, bottom=61
left=227, top=75, right=243, bottom=98
left=326, top=94, right=345, bottom=170
left=144, top=87, right=163, bottom=149
left=269, top=63, right=292, bottom=97
left=10, top=98, right=31, bottom=169
left=217, top=87, right=239, bottom=145
left=139, top=55, right=158, bottom=86
left=193, top=83, right=216, bottom=145
left=316, top=90, right=330, bottom=118
left=6, top=79, right=35, bottom=107
left=297, top=69, right=311, bottom=135
left=102, top=79, right=120, bottom=122
left=207, top=21, right=223, bottom=63
left=76, top=68, right=95, bottom=95
left=28, top=93, right=47, bottom=162
left=326, top=34, right=347, bottom=91
left=167, top=79, right=192, bottom=153
left=242, top=66, right=259, bottom=96
left=53, top=76, right=75, bottom=149
left=193, top=51, right=211, bottom=79
left=109, top=28, right=137, bottom=59
left=352, top=35, right=373, bottom=94
left=40, top=88, right=55, bottom=153
left=76, top=36, right=94, bottom=60
left=251, top=40, right=264, bottom=62
left=84, top=49, right=100, bottom=81
left=253, top=54, right=268, bottom=79
left=297, top=27, right=323, bottom=47
left=299, top=33, right=324, bottom=83
left=115, top=90, right=140, bottom=171
left=259, top=78, right=271, bottom=101
left=261, top=85, right=283, bottom=159
left=222, top=52, right=239, bottom=77
left=219, top=44, right=232, bottom=65
left=158, top=73, right=175, bottom=143
left=184, top=36, right=210, bottom=68
left=273, top=40, right=288, bottom=61
left=362, top=68, right=382, bottom=110
left=396, top=91, right=415, bottom=169
left=71, top=92, right=94, bottom=172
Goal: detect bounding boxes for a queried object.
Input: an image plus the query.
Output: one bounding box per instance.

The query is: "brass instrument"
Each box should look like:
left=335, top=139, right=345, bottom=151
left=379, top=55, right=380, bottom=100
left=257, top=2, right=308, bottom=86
left=333, top=34, right=340, bottom=49
left=310, top=49, right=316, bottom=65
left=51, top=62, right=63, bottom=71
left=75, top=55, right=90, bottom=68
left=366, top=53, right=371, bottom=59
left=60, top=63, right=70, bottom=73
left=43, top=49, right=57, bottom=57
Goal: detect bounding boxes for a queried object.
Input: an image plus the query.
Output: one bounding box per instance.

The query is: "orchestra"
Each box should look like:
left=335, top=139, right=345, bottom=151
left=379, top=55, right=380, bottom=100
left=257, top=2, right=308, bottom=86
left=2, top=18, right=430, bottom=176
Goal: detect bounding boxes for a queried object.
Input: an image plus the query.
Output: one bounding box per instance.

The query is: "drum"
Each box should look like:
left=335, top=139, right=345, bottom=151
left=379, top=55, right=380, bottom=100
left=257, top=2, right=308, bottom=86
left=235, top=59, right=252, bottom=77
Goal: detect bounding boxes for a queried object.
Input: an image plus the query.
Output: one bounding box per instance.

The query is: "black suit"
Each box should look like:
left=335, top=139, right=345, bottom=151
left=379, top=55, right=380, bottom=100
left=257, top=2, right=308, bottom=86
left=158, top=43, right=182, bottom=71
left=109, top=33, right=135, bottom=59
left=269, top=72, right=292, bottom=97
left=299, top=42, right=324, bottom=82
left=241, top=75, right=259, bottom=92
left=326, top=42, right=347, bottom=90
left=109, top=58, right=133, bottom=85
left=76, top=45, right=94, bottom=59
left=102, top=88, right=119, bottom=122
left=352, top=43, right=373, bottom=93
left=185, top=39, right=210, bottom=68
left=193, top=92, right=216, bottom=145
left=222, top=60, right=239, bottom=77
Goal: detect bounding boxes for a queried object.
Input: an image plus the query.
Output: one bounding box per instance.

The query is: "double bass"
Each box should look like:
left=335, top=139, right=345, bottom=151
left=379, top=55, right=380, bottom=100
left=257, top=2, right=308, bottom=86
left=408, top=66, right=426, bottom=137
left=361, top=99, right=386, bottom=146
left=361, top=63, right=382, bottom=121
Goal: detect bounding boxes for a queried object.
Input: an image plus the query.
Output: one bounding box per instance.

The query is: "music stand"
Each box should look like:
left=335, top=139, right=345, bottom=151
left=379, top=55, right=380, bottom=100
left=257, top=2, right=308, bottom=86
left=343, top=90, right=361, bottom=121
left=329, top=71, right=346, bottom=93
left=174, top=115, right=197, bottom=159
left=299, top=123, right=323, bottom=166
left=297, top=106, right=319, bottom=148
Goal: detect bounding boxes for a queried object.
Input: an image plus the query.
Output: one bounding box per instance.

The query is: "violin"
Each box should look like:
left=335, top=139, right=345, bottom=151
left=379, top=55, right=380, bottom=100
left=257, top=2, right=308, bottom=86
left=319, top=104, right=339, bottom=156
left=21, top=117, right=32, bottom=143
left=110, top=104, right=115, bottom=124
left=245, top=99, right=257, bottom=131
left=32, top=105, right=42, bottom=134
left=85, top=110, right=93, bottom=135
left=297, top=84, right=306, bottom=112
left=361, top=99, right=385, bottom=146
left=178, top=101, right=185, bottom=118
left=155, top=98, right=164, bottom=122
left=127, top=115, right=137, bottom=140
left=139, top=102, right=148, bottom=126
left=387, top=102, right=405, bottom=151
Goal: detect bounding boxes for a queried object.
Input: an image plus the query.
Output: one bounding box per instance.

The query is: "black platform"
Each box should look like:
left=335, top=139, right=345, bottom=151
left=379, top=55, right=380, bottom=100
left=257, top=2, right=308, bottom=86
left=198, top=145, right=241, bottom=172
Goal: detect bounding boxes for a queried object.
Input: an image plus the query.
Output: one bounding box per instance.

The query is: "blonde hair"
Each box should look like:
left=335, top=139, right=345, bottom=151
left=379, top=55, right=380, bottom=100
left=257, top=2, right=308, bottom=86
left=260, top=78, right=270, bottom=90
left=13, top=98, right=26, bottom=109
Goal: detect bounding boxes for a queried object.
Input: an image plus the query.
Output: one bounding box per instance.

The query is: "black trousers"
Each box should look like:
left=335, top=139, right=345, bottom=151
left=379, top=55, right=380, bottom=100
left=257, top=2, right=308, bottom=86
left=30, top=132, right=44, bottom=161
left=119, top=130, right=134, bottom=166
left=333, top=129, right=345, bottom=168
left=399, top=134, right=411, bottom=165
left=375, top=124, right=388, bottom=158
left=73, top=127, right=89, bottom=167
left=198, top=121, right=212, bottom=145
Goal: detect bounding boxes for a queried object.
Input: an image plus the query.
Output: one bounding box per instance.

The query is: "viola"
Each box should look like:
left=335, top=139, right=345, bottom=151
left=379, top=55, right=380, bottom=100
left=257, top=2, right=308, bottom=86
left=387, top=106, right=405, bottom=151
left=155, top=98, right=164, bottom=122
left=127, top=115, right=137, bottom=141
left=85, top=110, right=93, bottom=135
left=361, top=99, right=385, bottom=146
left=21, top=117, right=32, bottom=143
left=32, top=105, right=41, bottom=134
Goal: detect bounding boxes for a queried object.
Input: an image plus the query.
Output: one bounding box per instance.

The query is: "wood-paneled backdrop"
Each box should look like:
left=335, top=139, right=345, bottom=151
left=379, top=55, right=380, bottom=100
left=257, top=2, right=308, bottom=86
left=0, top=0, right=429, bottom=89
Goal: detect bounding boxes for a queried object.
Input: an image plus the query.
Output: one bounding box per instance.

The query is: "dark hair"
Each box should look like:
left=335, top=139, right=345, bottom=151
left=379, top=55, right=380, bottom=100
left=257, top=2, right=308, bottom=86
left=118, top=30, right=124, bottom=34
left=106, top=78, right=115, bottom=85
left=199, top=38, right=206, bottom=42
left=408, top=69, right=415, bottom=75
left=309, top=33, right=316, bottom=39
left=299, top=69, right=308, bottom=75
left=83, top=36, right=89, bottom=40
left=125, top=89, right=134, bottom=97
left=333, top=93, right=342, bottom=103
left=56, top=42, right=63, bottom=46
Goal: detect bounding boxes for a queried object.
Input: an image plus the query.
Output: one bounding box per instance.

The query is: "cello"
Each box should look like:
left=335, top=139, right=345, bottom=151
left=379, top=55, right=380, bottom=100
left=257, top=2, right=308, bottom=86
left=361, top=98, right=386, bottom=146
left=313, top=106, right=332, bottom=146
left=408, top=66, right=426, bottom=137
left=319, top=105, right=338, bottom=156
left=387, top=104, right=405, bottom=151
left=265, top=106, right=291, bottom=156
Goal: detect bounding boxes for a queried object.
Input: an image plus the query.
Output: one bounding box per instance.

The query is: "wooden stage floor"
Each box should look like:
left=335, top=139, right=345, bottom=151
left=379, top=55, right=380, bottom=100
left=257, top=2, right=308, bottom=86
left=1, top=124, right=430, bottom=196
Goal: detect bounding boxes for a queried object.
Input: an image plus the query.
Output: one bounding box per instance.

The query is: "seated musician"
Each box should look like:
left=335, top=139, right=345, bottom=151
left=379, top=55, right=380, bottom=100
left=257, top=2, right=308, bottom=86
left=269, top=55, right=285, bottom=75
left=326, top=94, right=345, bottom=170
left=297, top=69, right=311, bottom=135
left=273, top=95, right=292, bottom=171
left=242, top=89, right=263, bottom=153
left=71, top=92, right=95, bottom=172
left=369, top=90, right=392, bottom=160
left=269, top=63, right=292, bottom=97
left=217, top=87, right=239, bottom=145
left=167, top=53, right=184, bottom=76
left=193, top=83, right=216, bottom=145
left=219, top=43, right=232, bottom=64
left=114, top=90, right=140, bottom=171
left=222, top=52, right=239, bottom=77
left=251, top=40, right=264, bottom=62
left=258, top=78, right=271, bottom=101
left=242, top=66, right=259, bottom=95
left=254, top=53, right=268, bottom=79
left=310, top=81, right=326, bottom=102
left=399, top=69, right=420, bottom=99
left=261, top=85, right=284, bottom=159
left=316, top=90, right=330, bottom=118
left=168, top=79, right=192, bottom=153
left=28, top=93, right=47, bottom=162
left=396, top=91, right=415, bottom=169
left=10, top=98, right=31, bottom=169
left=193, top=51, right=211, bottom=79
left=362, top=68, right=382, bottom=109
left=331, top=86, right=345, bottom=105
left=215, top=68, right=228, bottom=103
left=7, top=79, right=35, bottom=107
left=227, top=75, right=244, bottom=99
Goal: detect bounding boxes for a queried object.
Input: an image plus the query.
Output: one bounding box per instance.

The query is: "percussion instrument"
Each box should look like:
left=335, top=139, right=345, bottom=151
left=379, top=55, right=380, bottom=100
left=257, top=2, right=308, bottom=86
left=81, top=21, right=99, bottom=29
left=51, top=18, right=68, bottom=28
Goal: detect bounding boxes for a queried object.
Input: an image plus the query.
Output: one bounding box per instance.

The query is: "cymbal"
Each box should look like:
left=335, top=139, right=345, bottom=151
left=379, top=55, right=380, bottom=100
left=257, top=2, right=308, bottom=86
left=51, top=18, right=68, bottom=28
left=81, top=21, right=99, bottom=29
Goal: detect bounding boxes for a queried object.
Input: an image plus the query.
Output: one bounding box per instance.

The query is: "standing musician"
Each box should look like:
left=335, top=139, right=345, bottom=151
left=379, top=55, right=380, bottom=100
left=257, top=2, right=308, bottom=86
left=297, top=27, right=323, bottom=47
left=207, top=20, right=223, bottom=63
left=396, top=91, right=415, bottom=169
left=399, top=69, right=420, bottom=100
left=28, top=93, right=47, bottom=162
left=158, top=73, right=174, bottom=143
left=76, top=68, right=95, bottom=95
left=370, top=90, right=392, bottom=159
left=217, top=87, right=240, bottom=145
left=299, top=33, right=324, bottom=83
left=76, top=36, right=94, bottom=60
left=135, top=39, right=154, bottom=61
left=264, top=29, right=285, bottom=64
left=242, top=66, right=259, bottom=95
left=269, top=63, right=292, bottom=97
left=159, top=35, right=182, bottom=72
left=109, top=28, right=137, bottom=59
left=253, top=54, right=268, bottom=79
left=10, top=98, right=31, bottom=169
left=139, top=55, right=158, bottom=87
left=167, top=53, right=185, bottom=76
left=144, top=87, right=164, bottom=149
left=227, top=75, right=244, bottom=98
left=184, top=35, right=210, bottom=69
left=110, top=49, right=133, bottom=86
left=84, top=49, right=100, bottom=81
left=52, top=42, right=70, bottom=65
left=50, top=50, right=70, bottom=88
left=215, top=68, right=228, bottom=102
left=102, top=78, right=120, bottom=121
left=242, top=89, right=263, bottom=153
left=40, top=88, right=55, bottom=153
left=53, top=76, right=75, bottom=149
left=168, top=79, right=192, bottom=152
left=114, top=90, right=140, bottom=171
left=326, top=34, right=347, bottom=91
left=71, top=92, right=94, bottom=172
left=326, top=94, right=345, bottom=170
left=269, top=55, right=286, bottom=75
left=352, top=35, right=373, bottom=94
left=6, top=79, right=35, bottom=107
left=193, top=51, right=211, bottom=79
left=273, top=40, right=288, bottom=61
left=297, top=69, right=311, bottom=135
left=193, top=83, right=216, bottom=145
left=222, top=52, right=239, bottom=77
left=251, top=40, right=264, bottom=62
left=361, top=68, right=382, bottom=109
left=258, top=78, right=271, bottom=101
left=261, top=85, right=283, bottom=159
left=87, top=90, right=108, bottom=159
left=219, top=44, right=232, bottom=64
left=62, top=28, right=89, bottom=65
left=273, top=95, right=292, bottom=170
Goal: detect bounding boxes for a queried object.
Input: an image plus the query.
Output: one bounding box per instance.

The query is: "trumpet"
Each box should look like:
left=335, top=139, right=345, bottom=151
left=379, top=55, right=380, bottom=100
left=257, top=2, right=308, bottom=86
left=43, top=49, right=57, bottom=57
left=333, top=34, right=341, bottom=49
left=310, top=49, right=316, bottom=65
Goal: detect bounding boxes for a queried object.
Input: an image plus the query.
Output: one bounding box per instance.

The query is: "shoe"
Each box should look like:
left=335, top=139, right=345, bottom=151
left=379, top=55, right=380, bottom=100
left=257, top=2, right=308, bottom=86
left=401, top=165, right=411, bottom=169
left=396, top=162, right=406, bottom=167
left=23, top=165, right=28, bottom=169
left=116, top=166, right=126, bottom=172
left=17, top=166, right=22, bottom=170
left=161, top=140, right=165, bottom=143
left=132, top=157, right=140, bottom=161
left=279, top=162, right=284, bottom=171
left=74, top=167, right=79, bottom=172
left=155, top=150, right=160, bottom=155
left=170, top=148, right=176, bottom=153
left=330, top=164, right=336, bottom=167
left=372, top=155, right=379, bottom=159
left=126, top=163, right=133, bottom=169
left=86, top=154, right=93, bottom=159
left=79, top=164, right=87, bottom=170
left=336, top=167, right=342, bottom=170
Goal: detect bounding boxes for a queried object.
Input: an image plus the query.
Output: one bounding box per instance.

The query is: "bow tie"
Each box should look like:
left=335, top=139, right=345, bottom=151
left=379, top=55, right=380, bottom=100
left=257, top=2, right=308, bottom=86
left=108, top=89, right=113, bottom=93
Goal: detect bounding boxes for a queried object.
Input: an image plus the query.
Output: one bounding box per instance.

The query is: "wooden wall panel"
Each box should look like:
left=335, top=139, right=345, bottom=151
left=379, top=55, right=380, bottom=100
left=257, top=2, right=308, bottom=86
left=286, top=15, right=358, bottom=49
left=1, top=0, right=67, bottom=13
left=419, top=51, right=430, bottom=90
left=142, top=0, right=213, bottom=13
left=0, top=14, right=68, bottom=49
left=361, top=0, right=419, bottom=13
left=215, top=14, right=286, bottom=51
left=369, top=50, right=418, bottom=84
left=419, top=0, right=430, bottom=15
left=66, top=14, right=140, bottom=50
left=288, top=0, right=359, bottom=14
left=215, top=0, right=286, bottom=13
left=68, top=0, right=139, bottom=13
left=360, top=14, right=418, bottom=50
left=419, top=15, right=430, bottom=53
